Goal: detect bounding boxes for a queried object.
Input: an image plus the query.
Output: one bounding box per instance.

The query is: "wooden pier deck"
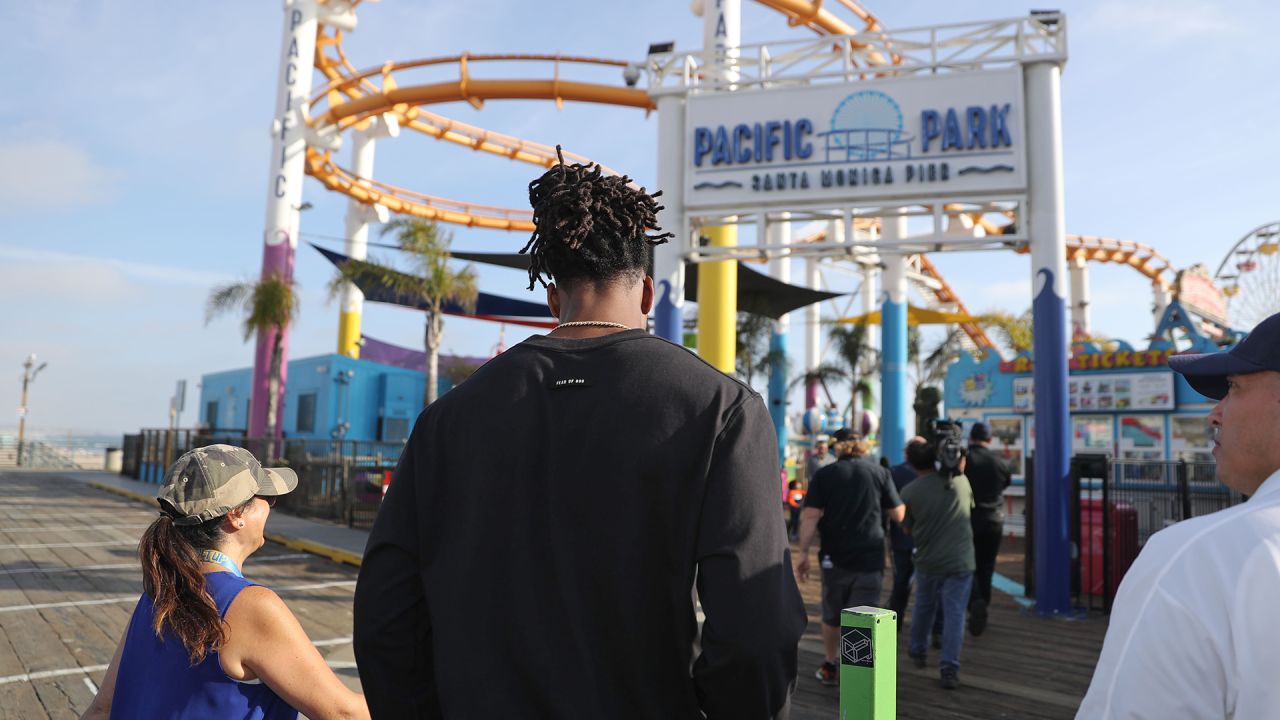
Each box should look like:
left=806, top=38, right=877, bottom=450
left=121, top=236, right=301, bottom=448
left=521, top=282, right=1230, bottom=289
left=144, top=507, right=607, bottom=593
left=0, top=470, right=1105, bottom=719
left=791, top=538, right=1106, bottom=719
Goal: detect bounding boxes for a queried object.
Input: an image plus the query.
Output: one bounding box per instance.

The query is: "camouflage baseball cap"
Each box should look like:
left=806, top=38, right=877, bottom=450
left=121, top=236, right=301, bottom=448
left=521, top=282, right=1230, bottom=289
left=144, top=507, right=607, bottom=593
left=158, top=444, right=297, bottom=526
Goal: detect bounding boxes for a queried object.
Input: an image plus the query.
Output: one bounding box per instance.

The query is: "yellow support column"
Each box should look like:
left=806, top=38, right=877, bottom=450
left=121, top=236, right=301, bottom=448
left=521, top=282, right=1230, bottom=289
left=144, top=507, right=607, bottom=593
left=337, top=310, right=361, bottom=358
left=697, top=224, right=738, bottom=373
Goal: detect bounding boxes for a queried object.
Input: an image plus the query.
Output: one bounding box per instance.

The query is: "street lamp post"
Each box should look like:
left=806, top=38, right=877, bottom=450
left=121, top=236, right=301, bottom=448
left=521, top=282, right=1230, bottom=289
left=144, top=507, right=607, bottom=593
left=16, top=355, right=47, bottom=467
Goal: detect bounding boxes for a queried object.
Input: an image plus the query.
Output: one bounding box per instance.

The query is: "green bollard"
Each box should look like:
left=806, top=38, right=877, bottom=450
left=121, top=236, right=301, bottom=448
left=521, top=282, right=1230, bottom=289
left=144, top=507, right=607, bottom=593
left=839, top=606, right=896, bottom=720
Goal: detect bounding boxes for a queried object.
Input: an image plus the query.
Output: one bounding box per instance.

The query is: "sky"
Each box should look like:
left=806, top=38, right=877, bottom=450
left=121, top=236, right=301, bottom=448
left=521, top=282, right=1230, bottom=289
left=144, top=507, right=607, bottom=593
left=1, top=0, right=1277, bottom=437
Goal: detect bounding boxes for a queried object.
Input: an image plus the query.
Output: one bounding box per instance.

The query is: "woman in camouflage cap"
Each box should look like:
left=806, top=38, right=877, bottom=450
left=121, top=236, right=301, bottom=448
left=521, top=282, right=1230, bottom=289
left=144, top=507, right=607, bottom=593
left=80, top=445, right=369, bottom=720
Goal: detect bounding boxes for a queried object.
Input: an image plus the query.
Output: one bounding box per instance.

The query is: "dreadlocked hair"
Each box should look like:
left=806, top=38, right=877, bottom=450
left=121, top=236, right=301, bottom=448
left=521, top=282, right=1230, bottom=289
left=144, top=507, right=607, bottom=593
left=520, top=146, right=674, bottom=290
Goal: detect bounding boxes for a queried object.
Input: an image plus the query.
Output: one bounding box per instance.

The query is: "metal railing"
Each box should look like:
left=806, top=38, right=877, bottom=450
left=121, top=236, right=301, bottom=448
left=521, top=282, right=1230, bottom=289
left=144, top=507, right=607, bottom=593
left=0, top=435, right=112, bottom=468
left=1026, top=455, right=1244, bottom=612
left=120, top=429, right=404, bottom=529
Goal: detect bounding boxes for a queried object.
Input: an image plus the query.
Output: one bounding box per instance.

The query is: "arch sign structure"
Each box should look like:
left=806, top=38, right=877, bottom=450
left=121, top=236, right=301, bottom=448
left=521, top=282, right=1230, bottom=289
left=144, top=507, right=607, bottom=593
left=247, top=0, right=1073, bottom=615
left=645, top=6, right=1074, bottom=615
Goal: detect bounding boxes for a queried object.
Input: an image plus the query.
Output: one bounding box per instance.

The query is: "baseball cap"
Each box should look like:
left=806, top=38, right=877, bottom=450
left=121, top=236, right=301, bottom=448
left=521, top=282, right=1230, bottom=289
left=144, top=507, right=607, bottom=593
left=970, top=422, right=992, bottom=441
left=158, top=444, right=297, bottom=526
left=1167, top=312, right=1280, bottom=400
left=831, top=427, right=858, bottom=443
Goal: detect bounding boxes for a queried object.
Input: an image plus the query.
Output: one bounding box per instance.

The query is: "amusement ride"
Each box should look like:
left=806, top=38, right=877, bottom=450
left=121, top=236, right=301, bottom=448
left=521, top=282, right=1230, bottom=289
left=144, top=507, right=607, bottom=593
left=242, top=0, right=1255, bottom=616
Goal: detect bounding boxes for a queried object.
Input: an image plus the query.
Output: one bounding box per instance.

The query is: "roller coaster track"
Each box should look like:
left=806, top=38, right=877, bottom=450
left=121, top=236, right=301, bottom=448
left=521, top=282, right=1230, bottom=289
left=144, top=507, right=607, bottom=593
left=305, top=0, right=895, bottom=227
left=798, top=228, right=1178, bottom=353
left=1016, top=234, right=1175, bottom=292
left=304, top=2, right=1168, bottom=359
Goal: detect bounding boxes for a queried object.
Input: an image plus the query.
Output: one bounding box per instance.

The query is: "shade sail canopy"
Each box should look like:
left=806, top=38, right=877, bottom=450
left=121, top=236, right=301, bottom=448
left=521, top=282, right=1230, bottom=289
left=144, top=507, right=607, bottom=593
left=312, top=245, right=556, bottom=328
left=359, top=335, right=489, bottom=372
left=836, top=305, right=977, bottom=326
left=448, top=251, right=844, bottom=319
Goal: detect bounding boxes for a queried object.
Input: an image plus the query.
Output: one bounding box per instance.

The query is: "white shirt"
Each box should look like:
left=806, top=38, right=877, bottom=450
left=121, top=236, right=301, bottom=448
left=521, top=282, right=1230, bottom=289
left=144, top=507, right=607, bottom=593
left=1078, top=469, right=1280, bottom=719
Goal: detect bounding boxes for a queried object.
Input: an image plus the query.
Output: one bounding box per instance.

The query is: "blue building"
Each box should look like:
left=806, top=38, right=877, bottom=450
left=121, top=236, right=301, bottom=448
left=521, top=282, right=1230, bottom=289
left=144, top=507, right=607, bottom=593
left=199, top=352, right=483, bottom=442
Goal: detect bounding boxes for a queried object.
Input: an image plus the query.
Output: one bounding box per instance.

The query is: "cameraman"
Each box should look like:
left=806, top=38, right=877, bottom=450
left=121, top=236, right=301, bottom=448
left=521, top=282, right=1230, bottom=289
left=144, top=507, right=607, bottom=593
left=901, top=426, right=975, bottom=690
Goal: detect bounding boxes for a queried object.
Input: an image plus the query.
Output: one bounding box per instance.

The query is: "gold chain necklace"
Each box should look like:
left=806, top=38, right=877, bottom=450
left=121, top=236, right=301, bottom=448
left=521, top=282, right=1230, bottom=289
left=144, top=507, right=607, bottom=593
left=555, top=321, right=632, bottom=330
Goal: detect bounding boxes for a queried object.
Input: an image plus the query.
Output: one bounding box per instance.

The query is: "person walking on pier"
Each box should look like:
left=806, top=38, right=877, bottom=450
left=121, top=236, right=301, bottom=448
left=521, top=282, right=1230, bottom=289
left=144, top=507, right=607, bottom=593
left=887, top=436, right=929, bottom=625
left=806, top=437, right=834, bottom=480
left=796, top=428, right=904, bottom=686
left=1080, top=312, right=1280, bottom=719
left=81, top=445, right=369, bottom=720
left=353, top=150, right=806, bottom=720
left=963, top=422, right=1012, bottom=636
left=901, top=439, right=974, bottom=690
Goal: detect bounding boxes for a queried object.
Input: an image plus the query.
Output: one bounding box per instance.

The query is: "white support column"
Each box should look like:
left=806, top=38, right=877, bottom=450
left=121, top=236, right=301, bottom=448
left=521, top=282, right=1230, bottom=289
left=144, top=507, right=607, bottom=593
left=338, top=129, right=376, bottom=356
left=1069, top=253, right=1090, bottom=338
left=805, top=257, right=822, bottom=412
left=653, top=95, right=686, bottom=344
left=1152, top=282, right=1172, bottom=325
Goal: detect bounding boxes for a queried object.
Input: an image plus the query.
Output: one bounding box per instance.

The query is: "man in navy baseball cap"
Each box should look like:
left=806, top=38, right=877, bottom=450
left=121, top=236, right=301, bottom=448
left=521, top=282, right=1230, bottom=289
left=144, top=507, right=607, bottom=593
left=1079, top=310, right=1280, bottom=717
left=1168, top=312, right=1280, bottom=401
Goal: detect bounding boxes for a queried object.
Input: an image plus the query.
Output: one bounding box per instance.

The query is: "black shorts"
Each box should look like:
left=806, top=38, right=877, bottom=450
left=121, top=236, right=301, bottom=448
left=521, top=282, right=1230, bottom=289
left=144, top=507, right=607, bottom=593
left=820, top=566, right=883, bottom=626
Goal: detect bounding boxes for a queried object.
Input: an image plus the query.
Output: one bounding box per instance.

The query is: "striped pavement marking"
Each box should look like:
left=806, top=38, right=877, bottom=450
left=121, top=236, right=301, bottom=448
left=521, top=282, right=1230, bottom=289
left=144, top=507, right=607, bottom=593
left=0, top=553, right=313, bottom=576
left=0, top=524, right=149, bottom=533
left=0, top=541, right=135, bottom=550
left=0, top=637, right=355, bottom=685
left=0, top=580, right=357, bottom=614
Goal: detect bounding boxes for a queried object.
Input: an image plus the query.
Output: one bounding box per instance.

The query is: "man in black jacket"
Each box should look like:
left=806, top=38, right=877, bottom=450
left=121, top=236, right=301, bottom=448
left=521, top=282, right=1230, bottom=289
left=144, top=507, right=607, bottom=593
left=352, top=150, right=806, bottom=719
left=796, top=429, right=904, bottom=685
left=964, top=422, right=1012, bottom=636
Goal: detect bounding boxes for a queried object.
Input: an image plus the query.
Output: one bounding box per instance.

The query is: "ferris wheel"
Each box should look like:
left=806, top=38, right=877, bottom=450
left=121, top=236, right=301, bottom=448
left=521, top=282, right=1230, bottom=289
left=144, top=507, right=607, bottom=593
left=1215, top=221, right=1280, bottom=330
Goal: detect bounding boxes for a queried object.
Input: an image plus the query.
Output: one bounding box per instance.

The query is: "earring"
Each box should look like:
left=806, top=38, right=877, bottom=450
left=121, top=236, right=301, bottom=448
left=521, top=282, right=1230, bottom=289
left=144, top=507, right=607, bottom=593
left=238, top=521, right=245, bottom=528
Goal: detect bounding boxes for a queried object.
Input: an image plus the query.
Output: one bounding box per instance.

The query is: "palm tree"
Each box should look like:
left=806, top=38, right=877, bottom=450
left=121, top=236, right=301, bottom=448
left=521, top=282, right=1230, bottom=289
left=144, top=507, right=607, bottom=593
left=978, top=310, right=1034, bottom=356
left=910, top=325, right=969, bottom=391
left=206, top=273, right=300, bottom=459
left=735, top=312, right=784, bottom=389
left=827, top=321, right=877, bottom=414
left=330, top=218, right=478, bottom=406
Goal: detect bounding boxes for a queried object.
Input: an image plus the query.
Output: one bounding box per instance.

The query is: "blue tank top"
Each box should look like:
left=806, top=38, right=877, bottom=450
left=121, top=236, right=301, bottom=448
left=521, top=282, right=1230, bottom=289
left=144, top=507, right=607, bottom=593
left=110, top=572, right=299, bottom=719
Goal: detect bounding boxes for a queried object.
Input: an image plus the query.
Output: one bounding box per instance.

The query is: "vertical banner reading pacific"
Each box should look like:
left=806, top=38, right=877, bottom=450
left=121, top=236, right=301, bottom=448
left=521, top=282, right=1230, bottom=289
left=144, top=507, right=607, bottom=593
left=251, top=0, right=319, bottom=438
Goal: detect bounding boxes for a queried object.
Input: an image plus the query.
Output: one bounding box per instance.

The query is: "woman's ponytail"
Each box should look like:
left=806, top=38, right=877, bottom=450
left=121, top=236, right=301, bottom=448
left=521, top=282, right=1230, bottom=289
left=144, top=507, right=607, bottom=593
left=137, top=513, right=227, bottom=664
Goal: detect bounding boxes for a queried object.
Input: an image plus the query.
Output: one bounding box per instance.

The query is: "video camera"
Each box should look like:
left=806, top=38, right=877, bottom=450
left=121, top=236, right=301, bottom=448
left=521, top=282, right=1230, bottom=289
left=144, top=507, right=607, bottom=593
left=933, top=419, right=967, bottom=478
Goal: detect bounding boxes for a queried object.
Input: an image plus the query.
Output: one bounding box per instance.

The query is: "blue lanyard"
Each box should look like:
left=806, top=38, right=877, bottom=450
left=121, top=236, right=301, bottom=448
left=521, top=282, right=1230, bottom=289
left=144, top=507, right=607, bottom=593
left=200, top=549, right=243, bottom=578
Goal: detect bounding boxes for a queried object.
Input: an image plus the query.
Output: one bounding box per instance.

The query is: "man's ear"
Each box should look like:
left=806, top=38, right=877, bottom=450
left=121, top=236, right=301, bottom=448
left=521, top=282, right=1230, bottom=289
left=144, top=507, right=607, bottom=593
left=640, top=276, right=655, bottom=315
left=546, top=283, right=561, bottom=319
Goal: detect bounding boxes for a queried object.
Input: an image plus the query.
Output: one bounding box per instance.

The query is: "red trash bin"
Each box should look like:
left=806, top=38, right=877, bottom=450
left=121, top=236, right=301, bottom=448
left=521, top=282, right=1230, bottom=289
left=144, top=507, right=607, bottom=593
left=1079, top=498, right=1139, bottom=601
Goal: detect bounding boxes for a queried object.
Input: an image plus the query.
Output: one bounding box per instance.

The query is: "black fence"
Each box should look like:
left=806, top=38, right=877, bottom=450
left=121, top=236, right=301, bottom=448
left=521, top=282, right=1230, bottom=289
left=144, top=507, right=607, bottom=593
left=1026, top=455, right=1245, bottom=612
left=120, top=429, right=404, bottom=529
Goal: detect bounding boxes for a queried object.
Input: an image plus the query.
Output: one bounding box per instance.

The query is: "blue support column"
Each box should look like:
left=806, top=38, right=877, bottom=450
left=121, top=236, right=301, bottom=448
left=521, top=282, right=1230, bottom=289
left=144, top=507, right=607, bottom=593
left=655, top=280, right=683, bottom=343
left=880, top=301, right=907, bottom=464
left=768, top=330, right=788, bottom=466
left=1026, top=57, right=1072, bottom=616
left=880, top=250, right=908, bottom=465
left=1032, top=268, right=1071, bottom=614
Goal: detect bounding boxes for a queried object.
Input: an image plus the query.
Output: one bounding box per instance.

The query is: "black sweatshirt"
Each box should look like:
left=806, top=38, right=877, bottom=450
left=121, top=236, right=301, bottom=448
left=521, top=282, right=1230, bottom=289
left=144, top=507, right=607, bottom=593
left=353, top=330, right=806, bottom=719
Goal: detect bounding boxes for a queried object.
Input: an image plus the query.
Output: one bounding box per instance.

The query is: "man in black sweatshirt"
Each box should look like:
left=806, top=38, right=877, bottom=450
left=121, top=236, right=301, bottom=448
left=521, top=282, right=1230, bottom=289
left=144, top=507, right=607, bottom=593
left=352, top=150, right=807, bottom=719
left=964, top=422, right=1012, bottom=636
